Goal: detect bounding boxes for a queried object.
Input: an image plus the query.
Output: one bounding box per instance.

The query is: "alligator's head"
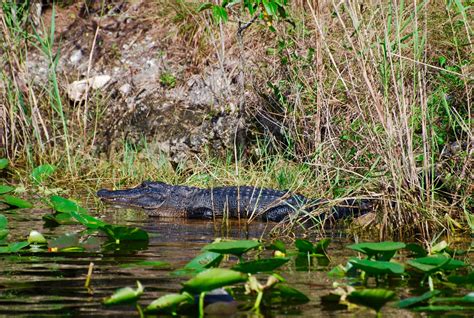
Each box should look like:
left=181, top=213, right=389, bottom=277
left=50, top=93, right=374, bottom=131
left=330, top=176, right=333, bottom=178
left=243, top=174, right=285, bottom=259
left=97, top=181, right=173, bottom=209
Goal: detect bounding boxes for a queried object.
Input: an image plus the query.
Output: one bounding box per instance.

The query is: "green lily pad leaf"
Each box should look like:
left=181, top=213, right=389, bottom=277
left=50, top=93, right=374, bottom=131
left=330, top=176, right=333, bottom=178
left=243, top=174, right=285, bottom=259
left=412, top=305, right=469, bottom=312
left=431, top=240, right=448, bottom=253
left=295, top=239, right=314, bottom=254
left=146, top=293, right=194, bottom=313
left=188, top=251, right=223, bottom=270
left=347, top=289, right=396, bottom=312
left=347, top=242, right=405, bottom=260
left=173, top=251, right=224, bottom=276
left=0, top=214, right=7, bottom=229
left=49, top=196, right=88, bottom=214
left=69, top=211, right=106, bottom=229
left=28, top=230, right=47, bottom=244
left=432, top=293, right=474, bottom=304
left=7, top=241, right=30, bottom=253
left=314, top=238, right=331, bottom=254
left=328, top=264, right=347, bottom=278
left=42, top=212, right=74, bottom=226
left=232, top=257, right=290, bottom=274
left=103, top=281, right=144, bottom=305
left=182, top=268, right=248, bottom=294
left=0, top=214, right=7, bottom=241
left=120, top=260, right=170, bottom=269
left=0, top=241, right=30, bottom=253
left=349, top=258, right=404, bottom=275
left=405, top=243, right=428, bottom=257
left=0, top=185, right=14, bottom=194
left=81, top=236, right=102, bottom=250
left=100, top=225, right=149, bottom=242
left=30, top=164, right=56, bottom=184
left=268, top=239, right=286, bottom=253
left=48, top=233, right=80, bottom=249
left=408, top=255, right=466, bottom=273
left=185, top=251, right=223, bottom=270
left=0, top=159, right=9, bottom=169
left=203, top=240, right=260, bottom=256
left=0, top=195, right=33, bottom=208
left=448, top=272, right=474, bottom=285
left=398, top=290, right=441, bottom=308
left=462, top=293, right=474, bottom=303
left=0, top=229, right=8, bottom=241
left=265, top=284, right=309, bottom=304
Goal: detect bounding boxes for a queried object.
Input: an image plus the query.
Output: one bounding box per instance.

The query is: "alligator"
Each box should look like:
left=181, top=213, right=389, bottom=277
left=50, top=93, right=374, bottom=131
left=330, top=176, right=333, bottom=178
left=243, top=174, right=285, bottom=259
left=97, top=181, right=373, bottom=222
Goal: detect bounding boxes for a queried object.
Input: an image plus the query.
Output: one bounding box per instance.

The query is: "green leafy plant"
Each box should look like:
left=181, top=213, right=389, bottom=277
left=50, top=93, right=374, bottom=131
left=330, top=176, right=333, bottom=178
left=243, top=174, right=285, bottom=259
left=203, top=239, right=261, bottom=258
left=347, top=242, right=406, bottom=260
left=0, top=159, right=9, bottom=170
left=159, top=72, right=176, bottom=88
left=0, top=194, right=33, bottom=208
left=346, top=289, right=396, bottom=314
left=103, top=281, right=144, bottom=305
left=146, top=292, right=194, bottom=314
left=30, top=164, right=56, bottom=184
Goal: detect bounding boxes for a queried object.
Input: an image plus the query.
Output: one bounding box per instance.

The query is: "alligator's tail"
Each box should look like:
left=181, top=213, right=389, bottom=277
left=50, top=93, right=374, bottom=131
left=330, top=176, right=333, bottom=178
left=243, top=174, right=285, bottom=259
left=300, top=198, right=374, bottom=221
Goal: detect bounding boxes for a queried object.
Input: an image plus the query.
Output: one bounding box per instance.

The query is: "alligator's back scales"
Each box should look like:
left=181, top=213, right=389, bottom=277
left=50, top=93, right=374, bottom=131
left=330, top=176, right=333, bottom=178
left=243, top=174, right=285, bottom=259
left=97, top=181, right=372, bottom=222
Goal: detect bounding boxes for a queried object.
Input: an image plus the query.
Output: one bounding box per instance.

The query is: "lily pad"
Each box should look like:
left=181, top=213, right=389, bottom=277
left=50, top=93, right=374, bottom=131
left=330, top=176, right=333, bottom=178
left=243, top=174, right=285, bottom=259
left=295, top=239, right=314, bottom=254
left=314, top=238, right=331, bottom=255
left=0, top=195, right=33, bottom=208
left=405, top=243, right=428, bottom=257
left=347, top=289, right=396, bottom=312
left=266, top=284, right=310, bottom=304
left=448, top=272, right=474, bottom=285
left=182, top=268, right=248, bottom=294
left=431, top=240, right=448, bottom=253
left=0, top=214, right=7, bottom=241
left=49, top=196, right=88, bottom=214
left=412, top=305, right=469, bottom=312
left=42, top=212, right=74, bottom=226
left=432, top=293, right=474, bottom=304
left=69, top=211, right=106, bottom=229
left=0, top=159, right=9, bottom=169
left=398, top=290, right=441, bottom=308
left=268, top=239, right=286, bottom=253
left=173, top=251, right=223, bottom=276
left=48, top=233, right=80, bottom=249
left=146, top=293, right=194, bottom=313
left=347, top=242, right=405, bottom=260
left=100, top=225, right=149, bottom=243
left=232, top=258, right=290, bottom=274
left=349, top=258, right=404, bottom=275
left=0, top=241, right=30, bottom=253
left=408, top=255, right=466, bottom=273
left=30, top=164, right=56, bottom=184
left=203, top=240, right=261, bottom=256
left=103, top=281, right=144, bottom=305
left=120, top=260, right=170, bottom=269
left=0, top=185, right=14, bottom=194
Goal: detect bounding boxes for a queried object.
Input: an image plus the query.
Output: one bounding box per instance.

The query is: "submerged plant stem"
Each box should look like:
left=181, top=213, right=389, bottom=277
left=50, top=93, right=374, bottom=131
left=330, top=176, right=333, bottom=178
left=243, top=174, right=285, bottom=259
left=84, top=262, right=94, bottom=289
left=253, top=291, right=263, bottom=312
left=199, top=291, right=205, bottom=317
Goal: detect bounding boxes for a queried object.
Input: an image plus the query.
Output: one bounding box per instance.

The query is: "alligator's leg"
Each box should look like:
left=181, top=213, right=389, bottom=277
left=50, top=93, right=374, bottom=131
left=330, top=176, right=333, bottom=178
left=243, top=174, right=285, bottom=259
left=331, top=199, right=373, bottom=219
left=263, top=206, right=297, bottom=222
left=186, top=207, right=215, bottom=219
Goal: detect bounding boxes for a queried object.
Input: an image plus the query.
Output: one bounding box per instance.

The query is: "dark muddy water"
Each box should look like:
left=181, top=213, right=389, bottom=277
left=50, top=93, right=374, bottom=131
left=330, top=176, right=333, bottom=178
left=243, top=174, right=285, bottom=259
left=0, top=207, right=471, bottom=317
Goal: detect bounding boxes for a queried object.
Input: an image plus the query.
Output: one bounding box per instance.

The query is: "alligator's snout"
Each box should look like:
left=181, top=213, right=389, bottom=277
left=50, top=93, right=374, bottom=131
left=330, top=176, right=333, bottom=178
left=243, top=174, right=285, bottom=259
left=97, top=189, right=114, bottom=198
left=97, top=186, right=167, bottom=209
